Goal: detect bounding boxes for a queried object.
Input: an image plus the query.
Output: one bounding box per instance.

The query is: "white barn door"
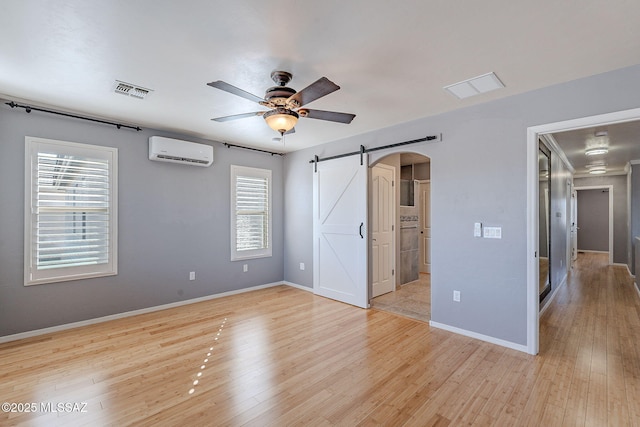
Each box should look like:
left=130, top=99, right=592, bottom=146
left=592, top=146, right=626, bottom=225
left=313, top=155, right=368, bottom=308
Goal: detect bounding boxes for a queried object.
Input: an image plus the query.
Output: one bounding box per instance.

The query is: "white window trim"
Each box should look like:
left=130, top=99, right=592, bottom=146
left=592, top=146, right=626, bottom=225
left=230, top=165, right=272, bottom=261
left=24, top=136, right=118, bottom=286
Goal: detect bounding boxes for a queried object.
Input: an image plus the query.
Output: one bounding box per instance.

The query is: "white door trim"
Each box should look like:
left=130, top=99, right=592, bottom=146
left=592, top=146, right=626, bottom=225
left=574, top=185, right=614, bottom=265
left=526, top=106, right=640, bottom=355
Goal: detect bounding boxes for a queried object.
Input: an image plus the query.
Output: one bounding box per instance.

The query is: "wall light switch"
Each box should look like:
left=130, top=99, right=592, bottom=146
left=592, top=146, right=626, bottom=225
left=474, top=222, right=482, bottom=237
left=189, top=271, right=195, bottom=281
left=453, top=290, right=461, bottom=302
left=243, top=264, right=248, bottom=273
left=483, top=226, right=502, bottom=239
left=299, top=262, right=305, bottom=271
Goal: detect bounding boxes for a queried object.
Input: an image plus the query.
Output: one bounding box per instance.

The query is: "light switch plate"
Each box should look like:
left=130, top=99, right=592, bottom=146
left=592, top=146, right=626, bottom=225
left=474, top=222, right=482, bottom=237
left=483, top=226, right=502, bottom=239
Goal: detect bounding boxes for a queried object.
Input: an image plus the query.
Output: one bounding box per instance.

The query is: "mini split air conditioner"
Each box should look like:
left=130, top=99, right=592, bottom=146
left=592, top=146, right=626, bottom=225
left=148, top=136, right=213, bottom=167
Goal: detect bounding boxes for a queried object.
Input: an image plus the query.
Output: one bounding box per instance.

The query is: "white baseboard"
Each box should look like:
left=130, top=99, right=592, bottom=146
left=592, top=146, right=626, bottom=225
left=613, top=263, right=634, bottom=277
left=283, top=281, right=313, bottom=292
left=0, top=281, right=290, bottom=344
left=429, top=321, right=529, bottom=354
left=577, top=250, right=609, bottom=254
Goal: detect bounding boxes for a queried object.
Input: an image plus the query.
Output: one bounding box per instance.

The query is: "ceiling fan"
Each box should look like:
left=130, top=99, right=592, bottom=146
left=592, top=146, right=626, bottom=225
left=207, top=71, right=355, bottom=136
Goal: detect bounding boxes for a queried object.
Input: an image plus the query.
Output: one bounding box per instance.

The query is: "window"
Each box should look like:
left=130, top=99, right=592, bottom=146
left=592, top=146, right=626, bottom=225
left=24, top=137, right=118, bottom=285
left=230, top=165, right=272, bottom=261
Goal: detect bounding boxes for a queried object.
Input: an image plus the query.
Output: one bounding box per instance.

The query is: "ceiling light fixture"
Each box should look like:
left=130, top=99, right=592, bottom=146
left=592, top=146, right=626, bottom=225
left=589, top=166, right=607, bottom=175
left=263, top=108, right=298, bottom=136
left=585, top=147, right=608, bottom=156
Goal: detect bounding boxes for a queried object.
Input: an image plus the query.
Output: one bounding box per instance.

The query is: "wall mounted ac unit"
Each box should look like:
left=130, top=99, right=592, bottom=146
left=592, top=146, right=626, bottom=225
left=148, top=136, right=213, bottom=167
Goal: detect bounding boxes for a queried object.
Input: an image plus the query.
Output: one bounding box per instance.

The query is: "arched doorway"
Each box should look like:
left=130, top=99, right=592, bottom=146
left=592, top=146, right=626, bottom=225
left=370, top=152, right=431, bottom=322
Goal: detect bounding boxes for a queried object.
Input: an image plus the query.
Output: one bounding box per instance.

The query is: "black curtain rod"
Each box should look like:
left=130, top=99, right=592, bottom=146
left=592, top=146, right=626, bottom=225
left=223, top=142, right=284, bottom=156
left=6, top=101, right=142, bottom=131
left=309, top=135, right=439, bottom=166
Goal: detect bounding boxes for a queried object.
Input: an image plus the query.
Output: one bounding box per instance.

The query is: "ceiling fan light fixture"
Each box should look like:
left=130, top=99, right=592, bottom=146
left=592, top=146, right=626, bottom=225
left=264, top=108, right=298, bottom=135
left=585, top=147, right=608, bottom=156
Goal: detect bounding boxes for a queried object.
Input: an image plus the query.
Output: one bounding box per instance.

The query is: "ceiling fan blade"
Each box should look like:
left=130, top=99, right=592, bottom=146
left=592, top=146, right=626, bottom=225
left=288, top=77, right=340, bottom=107
left=207, top=81, right=264, bottom=103
left=301, top=109, right=355, bottom=124
left=211, top=112, right=266, bottom=122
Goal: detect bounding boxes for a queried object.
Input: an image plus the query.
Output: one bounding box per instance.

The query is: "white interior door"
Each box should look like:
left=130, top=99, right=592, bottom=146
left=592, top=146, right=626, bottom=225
left=372, top=164, right=395, bottom=298
left=419, top=181, right=431, bottom=273
left=313, top=155, right=368, bottom=308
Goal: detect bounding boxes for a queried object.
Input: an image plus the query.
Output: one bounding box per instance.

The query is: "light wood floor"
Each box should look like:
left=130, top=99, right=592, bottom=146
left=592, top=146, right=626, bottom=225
left=1, top=252, right=639, bottom=426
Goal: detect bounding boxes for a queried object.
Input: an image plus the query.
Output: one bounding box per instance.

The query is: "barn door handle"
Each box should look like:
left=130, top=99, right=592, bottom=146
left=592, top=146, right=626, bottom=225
left=359, top=222, right=364, bottom=239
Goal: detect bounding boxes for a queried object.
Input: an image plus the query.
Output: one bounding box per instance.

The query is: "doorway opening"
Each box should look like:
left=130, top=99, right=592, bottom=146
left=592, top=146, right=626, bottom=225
left=574, top=186, right=614, bottom=265
left=370, top=152, right=431, bottom=322
left=526, top=106, right=640, bottom=355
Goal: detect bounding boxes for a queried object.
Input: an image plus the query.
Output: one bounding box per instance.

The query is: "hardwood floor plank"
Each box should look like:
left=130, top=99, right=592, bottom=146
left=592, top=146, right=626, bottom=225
left=1, top=254, right=639, bottom=426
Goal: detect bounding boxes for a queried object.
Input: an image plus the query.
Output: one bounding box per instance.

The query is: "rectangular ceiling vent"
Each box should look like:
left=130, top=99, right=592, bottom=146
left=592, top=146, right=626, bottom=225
left=114, top=82, right=133, bottom=95
left=114, top=80, right=152, bottom=100
left=444, top=72, right=505, bottom=100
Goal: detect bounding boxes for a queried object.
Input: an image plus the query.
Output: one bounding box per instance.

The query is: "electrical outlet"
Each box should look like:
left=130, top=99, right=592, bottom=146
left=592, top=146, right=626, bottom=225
left=243, top=264, right=248, bottom=273
left=453, top=290, right=461, bottom=302
left=189, top=271, right=195, bottom=281
left=299, top=262, right=305, bottom=271
left=474, top=222, right=482, bottom=237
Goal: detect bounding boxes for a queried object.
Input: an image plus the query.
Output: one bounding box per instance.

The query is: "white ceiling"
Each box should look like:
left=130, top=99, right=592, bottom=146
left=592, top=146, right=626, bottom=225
left=1, top=1, right=640, bottom=153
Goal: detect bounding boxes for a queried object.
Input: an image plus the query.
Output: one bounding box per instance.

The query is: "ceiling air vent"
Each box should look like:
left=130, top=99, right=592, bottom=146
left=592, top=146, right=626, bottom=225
left=114, top=82, right=133, bottom=96
left=130, top=87, right=149, bottom=99
left=444, top=72, right=505, bottom=99
left=114, top=80, right=152, bottom=100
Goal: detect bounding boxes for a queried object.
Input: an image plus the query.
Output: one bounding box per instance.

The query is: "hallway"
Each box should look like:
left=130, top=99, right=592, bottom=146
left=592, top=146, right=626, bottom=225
left=536, top=252, right=640, bottom=424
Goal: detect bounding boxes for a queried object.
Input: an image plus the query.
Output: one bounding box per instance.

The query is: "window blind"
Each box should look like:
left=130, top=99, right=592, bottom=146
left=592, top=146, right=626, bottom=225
left=235, top=175, right=269, bottom=251
left=34, top=153, right=111, bottom=269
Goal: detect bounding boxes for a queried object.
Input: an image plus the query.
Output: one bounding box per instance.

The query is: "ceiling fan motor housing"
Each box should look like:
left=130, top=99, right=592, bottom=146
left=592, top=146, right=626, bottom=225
left=264, top=85, right=296, bottom=105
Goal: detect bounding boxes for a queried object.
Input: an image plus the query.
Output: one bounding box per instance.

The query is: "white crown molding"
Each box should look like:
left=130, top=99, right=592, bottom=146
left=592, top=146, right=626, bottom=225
left=539, top=134, right=575, bottom=173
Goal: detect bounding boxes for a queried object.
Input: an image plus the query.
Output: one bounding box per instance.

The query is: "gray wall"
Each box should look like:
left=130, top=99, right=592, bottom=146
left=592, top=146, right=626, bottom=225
left=576, top=189, right=610, bottom=252
left=283, top=63, right=640, bottom=347
left=631, top=165, right=640, bottom=274
left=574, top=175, right=628, bottom=264
left=0, top=106, right=284, bottom=337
